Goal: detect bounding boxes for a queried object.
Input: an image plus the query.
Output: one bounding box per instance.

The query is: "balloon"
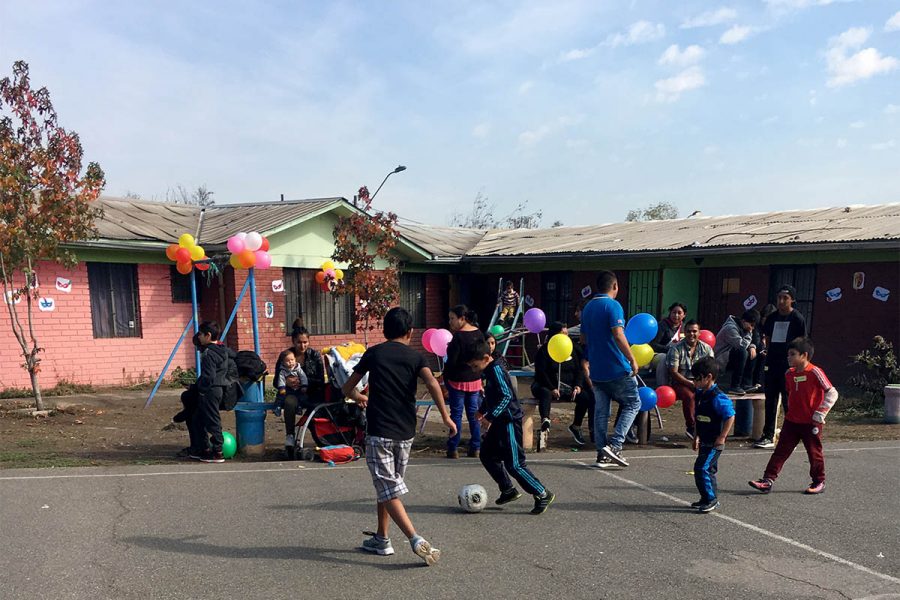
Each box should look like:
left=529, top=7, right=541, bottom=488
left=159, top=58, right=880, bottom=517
left=625, top=313, right=658, bottom=345
left=165, top=244, right=180, bottom=261
left=178, top=233, right=195, bottom=248
left=547, top=333, right=574, bottom=363
left=322, top=260, right=335, bottom=271
left=222, top=432, right=237, bottom=459
left=699, top=329, right=716, bottom=348
left=195, top=261, right=210, bottom=271
left=175, top=247, right=191, bottom=263
left=315, top=271, right=326, bottom=284
left=421, top=328, right=438, bottom=353
left=334, top=269, right=344, bottom=280
left=176, top=261, right=192, bottom=275
left=259, top=237, right=270, bottom=252
left=320, top=281, right=331, bottom=292
left=524, top=308, right=546, bottom=334
left=245, top=232, right=263, bottom=252
left=656, top=385, right=677, bottom=409
left=226, top=236, right=245, bottom=254
left=236, top=231, right=247, bottom=240
left=489, top=324, right=505, bottom=337
left=238, top=249, right=256, bottom=269
left=229, top=254, right=242, bottom=269
left=189, top=245, right=204, bottom=261
left=630, top=343, right=654, bottom=368
left=638, top=386, right=658, bottom=412
left=431, top=329, right=453, bottom=357
left=254, top=251, right=271, bottom=269
left=324, top=268, right=335, bottom=279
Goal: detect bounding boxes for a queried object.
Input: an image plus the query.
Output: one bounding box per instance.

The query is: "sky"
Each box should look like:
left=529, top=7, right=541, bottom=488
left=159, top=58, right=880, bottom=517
left=1, top=0, right=899, bottom=226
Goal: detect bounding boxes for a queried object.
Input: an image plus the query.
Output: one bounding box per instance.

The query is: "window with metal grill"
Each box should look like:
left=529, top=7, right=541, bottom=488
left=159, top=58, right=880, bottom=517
left=400, top=273, right=426, bottom=328
left=283, top=268, right=354, bottom=335
left=87, top=263, right=142, bottom=338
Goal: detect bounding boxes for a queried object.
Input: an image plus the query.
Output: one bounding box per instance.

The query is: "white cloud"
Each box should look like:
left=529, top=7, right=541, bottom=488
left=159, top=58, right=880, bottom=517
left=826, top=27, right=899, bottom=87
left=658, top=44, right=706, bottom=67
left=655, top=66, right=706, bottom=102
left=472, top=123, right=490, bottom=139
left=604, top=21, right=666, bottom=48
left=871, top=140, right=897, bottom=150
left=849, top=120, right=865, bottom=128
left=518, top=115, right=582, bottom=147
left=885, top=104, right=900, bottom=114
left=518, top=80, right=534, bottom=94
left=836, top=138, right=848, bottom=148
left=681, top=8, right=737, bottom=29
left=886, top=11, right=900, bottom=32
left=720, top=25, right=752, bottom=45
left=559, top=47, right=594, bottom=62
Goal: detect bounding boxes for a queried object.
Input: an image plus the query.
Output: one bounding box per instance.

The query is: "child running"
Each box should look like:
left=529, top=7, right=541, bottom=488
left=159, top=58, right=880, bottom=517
left=689, top=357, right=735, bottom=513
left=749, top=337, right=838, bottom=495
left=467, top=339, right=555, bottom=515
left=341, top=307, right=457, bottom=565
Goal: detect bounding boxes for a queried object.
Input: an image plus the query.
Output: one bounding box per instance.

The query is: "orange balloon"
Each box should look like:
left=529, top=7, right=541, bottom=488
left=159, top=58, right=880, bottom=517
left=315, top=271, right=326, bottom=284
left=195, top=261, right=210, bottom=271
left=166, top=244, right=180, bottom=261
left=176, top=261, right=192, bottom=275
left=238, top=249, right=256, bottom=269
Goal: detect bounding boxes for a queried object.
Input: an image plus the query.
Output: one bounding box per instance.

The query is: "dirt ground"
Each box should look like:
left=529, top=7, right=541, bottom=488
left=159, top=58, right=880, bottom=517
left=2, top=387, right=898, bottom=469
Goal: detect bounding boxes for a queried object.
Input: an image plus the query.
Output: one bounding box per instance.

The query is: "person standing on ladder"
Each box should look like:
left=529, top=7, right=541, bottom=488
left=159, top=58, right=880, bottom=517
left=497, top=280, right=520, bottom=328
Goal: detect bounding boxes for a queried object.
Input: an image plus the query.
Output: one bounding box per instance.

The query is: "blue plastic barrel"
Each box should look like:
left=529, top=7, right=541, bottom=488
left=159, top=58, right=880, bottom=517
left=733, top=398, right=753, bottom=437
left=234, top=382, right=267, bottom=456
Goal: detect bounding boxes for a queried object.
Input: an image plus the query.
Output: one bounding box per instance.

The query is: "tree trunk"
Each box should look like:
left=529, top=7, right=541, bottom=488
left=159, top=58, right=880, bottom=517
left=29, top=366, right=44, bottom=412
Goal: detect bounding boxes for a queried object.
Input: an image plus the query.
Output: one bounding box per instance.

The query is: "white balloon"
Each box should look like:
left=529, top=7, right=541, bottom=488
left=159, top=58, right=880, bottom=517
left=245, top=232, right=263, bottom=252
left=236, top=232, right=247, bottom=240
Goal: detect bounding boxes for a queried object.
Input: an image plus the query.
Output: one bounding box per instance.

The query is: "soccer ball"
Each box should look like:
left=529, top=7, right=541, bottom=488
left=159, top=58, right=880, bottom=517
left=458, top=484, right=488, bottom=513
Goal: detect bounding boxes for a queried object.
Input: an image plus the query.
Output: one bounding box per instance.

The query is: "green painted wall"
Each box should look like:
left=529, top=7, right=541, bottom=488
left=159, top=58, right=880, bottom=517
left=75, top=247, right=168, bottom=264
left=662, top=268, right=699, bottom=318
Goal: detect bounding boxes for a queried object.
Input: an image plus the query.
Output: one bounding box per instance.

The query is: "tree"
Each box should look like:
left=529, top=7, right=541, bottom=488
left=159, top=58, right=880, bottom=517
left=0, top=61, right=105, bottom=410
left=625, top=201, right=679, bottom=222
left=166, top=184, right=215, bottom=207
left=449, top=191, right=543, bottom=229
left=331, top=186, right=400, bottom=345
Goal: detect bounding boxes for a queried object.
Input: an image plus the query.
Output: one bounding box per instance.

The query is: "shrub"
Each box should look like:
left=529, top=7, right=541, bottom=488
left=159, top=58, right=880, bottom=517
left=847, top=336, right=900, bottom=414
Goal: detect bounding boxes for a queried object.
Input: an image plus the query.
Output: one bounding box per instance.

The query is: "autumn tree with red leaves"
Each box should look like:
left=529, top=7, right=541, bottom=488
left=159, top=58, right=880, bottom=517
left=331, top=186, right=400, bottom=345
left=0, top=61, right=105, bottom=410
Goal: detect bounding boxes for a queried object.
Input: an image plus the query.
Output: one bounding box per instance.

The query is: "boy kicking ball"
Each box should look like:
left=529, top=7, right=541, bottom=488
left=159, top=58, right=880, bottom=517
left=749, top=337, right=838, bottom=495
left=690, top=357, right=735, bottom=513
left=342, top=307, right=457, bottom=566
left=467, top=340, right=555, bottom=515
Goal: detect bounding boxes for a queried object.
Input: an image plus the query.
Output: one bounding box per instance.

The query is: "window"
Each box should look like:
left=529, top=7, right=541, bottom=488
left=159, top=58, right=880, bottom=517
left=283, top=268, right=354, bottom=335
left=87, top=263, right=142, bottom=338
left=400, top=273, right=426, bottom=328
left=541, top=272, right=572, bottom=324
left=627, top=269, right=661, bottom=317
left=170, top=266, right=204, bottom=303
left=770, top=265, right=817, bottom=332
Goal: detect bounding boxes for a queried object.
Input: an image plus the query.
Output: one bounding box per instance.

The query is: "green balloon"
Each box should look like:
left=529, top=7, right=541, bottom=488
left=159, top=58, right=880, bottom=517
left=222, top=432, right=237, bottom=459
left=489, top=325, right=505, bottom=337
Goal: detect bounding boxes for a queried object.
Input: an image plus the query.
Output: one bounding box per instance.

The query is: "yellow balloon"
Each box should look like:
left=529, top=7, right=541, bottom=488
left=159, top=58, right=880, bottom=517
left=229, top=254, right=242, bottom=269
left=334, top=268, right=344, bottom=280
left=631, top=343, right=654, bottom=368
left=189, top=245, right=204, bottom=261
left=547, top=333, right=574, bottom=363
left=179, top=233, right=195, bottom=248
left=321, top=260, right=335, bottom=271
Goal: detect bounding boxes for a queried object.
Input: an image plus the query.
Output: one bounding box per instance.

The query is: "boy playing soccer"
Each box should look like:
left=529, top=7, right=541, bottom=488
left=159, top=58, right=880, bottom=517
left=342, top=307, right=457, bottom=566
left=467, top=340, right=555, bottom=515
left=689, top=357, right=735, bottom=513
left=749, top=337, right=838, bottom=495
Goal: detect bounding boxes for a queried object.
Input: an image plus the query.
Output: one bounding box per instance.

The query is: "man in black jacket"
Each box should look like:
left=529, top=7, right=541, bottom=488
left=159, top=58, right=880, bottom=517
left=188, top=321, right=230, bottom=463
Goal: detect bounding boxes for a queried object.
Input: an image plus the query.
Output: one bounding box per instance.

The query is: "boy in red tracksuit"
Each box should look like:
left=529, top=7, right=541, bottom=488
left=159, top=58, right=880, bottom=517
left=749, top=337, right=838, bottom=495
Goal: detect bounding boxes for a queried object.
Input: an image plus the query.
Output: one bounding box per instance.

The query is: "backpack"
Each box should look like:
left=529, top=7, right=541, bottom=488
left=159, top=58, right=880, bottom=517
left=317, top=444, right=358, bottom=465
left=235, top=350, right=267, bottom=381
left=220, top=351, right=243, bottom=411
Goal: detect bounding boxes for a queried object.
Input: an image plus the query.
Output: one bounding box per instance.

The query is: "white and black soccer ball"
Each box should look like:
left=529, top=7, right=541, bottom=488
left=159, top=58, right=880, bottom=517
left=458, top=484, right=488, bottom=513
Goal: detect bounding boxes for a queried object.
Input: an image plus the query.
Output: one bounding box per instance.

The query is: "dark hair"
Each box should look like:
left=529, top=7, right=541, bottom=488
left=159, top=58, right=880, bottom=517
left=761, top=303, right=777, bottom=322
left=278, top=349, right=296, bottom=364
left=684, top=319, right=700, bottom=329
left=450, top=304, right=479, bottom=327
left=504, top=280, right=513, bottom=287
left=198, top=320, right=220, bottom=341
left=547, top=321, right=567, bottom=337
left=383, top=306, right=413, bottom=339
left=291, top=325, right=310, bottom=341
left=596, top=271, right=617, bottom=294
left=788, top=336, right=814, bottom=359
left=668, top=302, right=687, bottom=314
left=691, top=356, right=719, bottom=381
left=741, top=309, right=760, bottom=325
left=465, top=340, right=493, bottom=363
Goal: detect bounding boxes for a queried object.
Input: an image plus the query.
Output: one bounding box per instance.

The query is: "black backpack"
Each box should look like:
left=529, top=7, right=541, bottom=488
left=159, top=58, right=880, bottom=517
left=220, top=350, right=243, bottom=411
left=235, top=350, right=267, bottom=382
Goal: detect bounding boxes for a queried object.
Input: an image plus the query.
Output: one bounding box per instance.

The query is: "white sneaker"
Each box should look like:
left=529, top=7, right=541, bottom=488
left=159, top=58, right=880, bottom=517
left=411, top=536, right=441, bottom=566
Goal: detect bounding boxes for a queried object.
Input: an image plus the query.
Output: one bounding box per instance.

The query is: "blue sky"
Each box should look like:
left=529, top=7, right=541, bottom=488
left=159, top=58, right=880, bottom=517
left=2, top=0, right=898, bottom=225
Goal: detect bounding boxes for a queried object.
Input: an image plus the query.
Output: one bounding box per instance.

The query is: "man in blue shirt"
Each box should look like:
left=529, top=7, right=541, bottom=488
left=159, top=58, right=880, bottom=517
left=580, top=271, right=640, bottom=468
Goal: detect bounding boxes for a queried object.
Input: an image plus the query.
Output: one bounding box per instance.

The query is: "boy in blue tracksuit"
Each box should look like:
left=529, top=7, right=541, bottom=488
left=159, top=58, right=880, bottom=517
left=690, top=357, right=735, bottom=513
left=467, top=340, right=555, bottom=515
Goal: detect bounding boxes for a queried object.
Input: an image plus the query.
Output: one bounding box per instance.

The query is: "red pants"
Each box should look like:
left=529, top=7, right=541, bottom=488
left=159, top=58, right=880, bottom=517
left=671, top=381, right=695, bottom=431
left=763, top=420, right=825, bottom=484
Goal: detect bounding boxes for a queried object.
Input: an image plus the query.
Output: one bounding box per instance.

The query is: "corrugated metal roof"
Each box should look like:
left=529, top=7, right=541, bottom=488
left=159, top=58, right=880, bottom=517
left=395, top=222, right=486, bottom=259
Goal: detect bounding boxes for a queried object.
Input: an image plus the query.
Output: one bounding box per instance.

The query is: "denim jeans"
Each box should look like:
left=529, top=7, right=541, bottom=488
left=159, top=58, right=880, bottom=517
left=447, top=384, right=481, bottom=452
left=593, top=375, right=640, bottom=451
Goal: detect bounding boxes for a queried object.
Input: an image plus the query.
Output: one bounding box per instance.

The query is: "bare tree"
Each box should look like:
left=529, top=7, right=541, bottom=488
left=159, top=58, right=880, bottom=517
left=449, top=192, right=543, bottom=229
left=166, top=184, right=215, bottom=207
left=626, top=201, right=679, bottom=222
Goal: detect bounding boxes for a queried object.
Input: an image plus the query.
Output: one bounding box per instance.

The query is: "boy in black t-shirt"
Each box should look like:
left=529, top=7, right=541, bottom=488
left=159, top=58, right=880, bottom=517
left=342, top=307, right=456, bottom=566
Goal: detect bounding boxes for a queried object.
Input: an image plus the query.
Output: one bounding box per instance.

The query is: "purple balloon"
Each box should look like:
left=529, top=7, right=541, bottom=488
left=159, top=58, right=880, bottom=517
left=431, top=329, right=453, bottom=357
left=524, top=308, right=546, bottom=334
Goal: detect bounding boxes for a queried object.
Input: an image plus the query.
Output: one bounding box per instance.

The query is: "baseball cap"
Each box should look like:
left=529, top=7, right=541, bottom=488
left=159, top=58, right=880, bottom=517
left=776, top=285, right=796, bottom=299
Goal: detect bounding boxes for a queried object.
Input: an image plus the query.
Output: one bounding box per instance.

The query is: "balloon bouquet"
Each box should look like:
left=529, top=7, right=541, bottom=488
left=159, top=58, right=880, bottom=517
left=315, top=260, right=345, bottom=293
left=624, top=313, right=679, bottom=412
left=165, top=233, right=209, bottom=274
left=226, top=232, right=273, bottom=270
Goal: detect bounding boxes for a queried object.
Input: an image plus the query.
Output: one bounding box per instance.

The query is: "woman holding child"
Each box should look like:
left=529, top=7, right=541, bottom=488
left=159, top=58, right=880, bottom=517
left=276, top=324, right=326, bottom=457
left=443, top=305, right=485, bottom=459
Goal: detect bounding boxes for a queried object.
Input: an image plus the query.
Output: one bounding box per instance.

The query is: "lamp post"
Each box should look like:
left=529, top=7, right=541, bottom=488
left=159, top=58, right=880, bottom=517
left=369, top=165, right=406, bottom=202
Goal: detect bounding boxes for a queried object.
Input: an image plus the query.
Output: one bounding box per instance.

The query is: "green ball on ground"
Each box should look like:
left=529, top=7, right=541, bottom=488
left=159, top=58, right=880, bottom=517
left=222, top=432, right=237, bottom=459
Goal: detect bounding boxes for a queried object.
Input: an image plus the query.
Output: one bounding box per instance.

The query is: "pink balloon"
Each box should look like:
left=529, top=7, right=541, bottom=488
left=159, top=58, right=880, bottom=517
left=226, top=236, right=245, bottom=254
left=254, top=250, right=271, bottom=269
left=421, top=328, right=438, bottom=354
left=324, top=268, right=335, bottom=278
left=431, top=329, right=453, bottom=357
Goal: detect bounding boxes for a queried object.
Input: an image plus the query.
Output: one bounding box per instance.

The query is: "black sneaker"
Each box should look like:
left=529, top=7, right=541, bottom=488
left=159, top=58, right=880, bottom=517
left=595, top=455, right=615, bottom=469
left=601, top=445, right=629, bottom=467
left=690, top=499, right=705, bottom=508
left=753, top=437, right=775, bottom=449
left=496, top=487, right=522, bottom=505
left=175, top=447, right=193, bottom=458
left=697, top=500, right=720, bottom=513
left=568, top=425, right=586, bottom=446
left=728, top=387, right=746, bottom=396
left=531, top=490, right=555, bottom=515
left=541, top=418, right=551, bottom=432
left=172, top=410, right=188, bottom=423
left=685, top=428, right=696, bottom=440
left=191, top=449, right=225, bottom=463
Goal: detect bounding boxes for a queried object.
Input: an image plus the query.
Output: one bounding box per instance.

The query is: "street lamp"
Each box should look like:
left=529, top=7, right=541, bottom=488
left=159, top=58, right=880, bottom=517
left=369, top=165, right=407, bottom=202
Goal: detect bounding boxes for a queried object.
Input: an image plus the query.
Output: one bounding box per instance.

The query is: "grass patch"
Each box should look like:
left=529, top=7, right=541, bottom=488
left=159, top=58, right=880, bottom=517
left=15, top=439, right=41, bottom=448
left=0, top=450, right=96, bottom=469
left=0, top=380, right=96, bottom=400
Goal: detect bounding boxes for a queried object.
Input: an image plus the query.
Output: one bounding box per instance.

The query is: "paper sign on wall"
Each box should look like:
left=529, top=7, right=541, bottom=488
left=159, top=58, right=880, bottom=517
left=825, top=287, right=842, bottom=302
left=581, top=285, right=593, bottom=298
left=272, top=280, right=284, bottom=293
left=852, top=272, right=865, bottom=290
left=55, top=277, right=72, bottom=293
left=265, top=301, right=275, bottom=319
left=524, top=295, right=535, bottom=307
left=38, top=297, right=56, bottom=312
left=4, top=291, right=20, bottom=305
left=743, top=294, right=758, bottom=310
left=873, top=286, right=890, bottom=302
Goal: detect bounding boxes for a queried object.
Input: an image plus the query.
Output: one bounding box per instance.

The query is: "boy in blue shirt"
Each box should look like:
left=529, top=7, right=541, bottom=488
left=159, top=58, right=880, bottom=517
left=690, top=357, right=735, bottom=513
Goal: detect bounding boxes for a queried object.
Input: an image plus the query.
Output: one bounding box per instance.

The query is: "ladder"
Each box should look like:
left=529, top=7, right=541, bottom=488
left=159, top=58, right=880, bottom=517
left=487, top=278, right=531, bottom=369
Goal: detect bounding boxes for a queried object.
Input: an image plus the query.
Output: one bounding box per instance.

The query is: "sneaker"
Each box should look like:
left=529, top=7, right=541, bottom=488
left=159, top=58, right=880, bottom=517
left=172, top=410, right=188, bottom=423
left=361, top=535, right=395, bottom=556
left=743, top=384, right=762, bottom=393
left=541, top=418, right=551, bottom=432
left=804, top=481, right=826, bottom=495
left=495, top=487, right=522, bottom=505
left=595, top=454, right=616, bottom=469
left=467, top=448, right=480, bottom=458
left=531, top=490, right=555, bottom=515
left=753, top=437, right=775, bottom=449
left=685, top=428, right=696, bottom=440
left=446, top=450, right=459, bottom=459
left=690, top=499, right=705, bottom=508
left=601, top=445, right=629, bottom=467
left=568, top=425, right=586, bottom=446
left=175, top=446, right=193, bottom=458
left=411, top=537, right=441, bottom=566
left=748, top=478, right=773, bottom=493
left=728, top=387, right=746, bottom=396
left=697, top=500, right=720, bottom=513
left=191, top=449, right=225, bottom=463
